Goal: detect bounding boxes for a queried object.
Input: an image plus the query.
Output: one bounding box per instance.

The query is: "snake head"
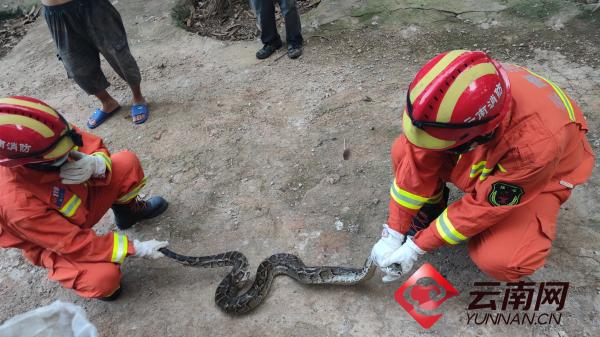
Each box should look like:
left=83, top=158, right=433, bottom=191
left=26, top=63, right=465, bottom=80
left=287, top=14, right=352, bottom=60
left=380, top=263, right=403, bottom=282
left=233, top=270, right=250, bottom=284
left=381, top=263, right=403, bottom=276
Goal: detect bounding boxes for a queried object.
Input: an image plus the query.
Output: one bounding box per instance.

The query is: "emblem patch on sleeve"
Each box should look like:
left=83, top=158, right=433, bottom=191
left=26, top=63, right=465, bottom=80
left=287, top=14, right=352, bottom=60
left=51, top=186, right=66, bottom=207
left=488, top=182, right=524, bottom=206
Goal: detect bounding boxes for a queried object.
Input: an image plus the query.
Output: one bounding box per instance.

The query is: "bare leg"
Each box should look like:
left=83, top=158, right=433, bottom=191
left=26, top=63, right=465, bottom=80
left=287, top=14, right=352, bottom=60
left=94, top=90, right=120, bottom=112
left=86, top=90, right=120, bottom=128
left=131, top=84, right=145, bottom=104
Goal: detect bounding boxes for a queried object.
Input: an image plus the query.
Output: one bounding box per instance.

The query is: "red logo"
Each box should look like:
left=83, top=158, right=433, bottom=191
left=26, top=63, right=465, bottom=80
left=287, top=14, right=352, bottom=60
left=395, top=263, right=459, bottom=329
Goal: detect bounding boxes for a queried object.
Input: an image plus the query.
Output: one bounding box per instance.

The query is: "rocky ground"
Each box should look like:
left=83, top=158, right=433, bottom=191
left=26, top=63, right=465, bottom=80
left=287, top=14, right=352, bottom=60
left=0, top=0, right=38, bottom=58
left=0, top=0, right=598, bottom=336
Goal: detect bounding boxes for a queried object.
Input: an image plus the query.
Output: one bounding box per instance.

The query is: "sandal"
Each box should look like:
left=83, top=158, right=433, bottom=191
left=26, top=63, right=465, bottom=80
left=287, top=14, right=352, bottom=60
left=131, top=103, right=149, bottom=125
left=87, top=106, right=121, bottom=129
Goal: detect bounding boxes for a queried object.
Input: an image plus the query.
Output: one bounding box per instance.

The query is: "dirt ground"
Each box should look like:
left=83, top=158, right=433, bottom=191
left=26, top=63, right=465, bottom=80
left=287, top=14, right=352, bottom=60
left=0, top=0, right=599, bottom=336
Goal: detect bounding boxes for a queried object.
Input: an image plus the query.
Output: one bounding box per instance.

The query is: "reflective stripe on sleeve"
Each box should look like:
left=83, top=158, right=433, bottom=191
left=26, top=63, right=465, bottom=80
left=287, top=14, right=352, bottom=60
left=390, top=179, right=443, bottom=209
left=470, top=162, right=508, bottom=181
left=479, top=167, right=495, bottom=181
left=390, top=179, right=429, bottom=210
left=92, top=152, right=112, bottom=172
left=469, top=161, right=487, bottom=178
left=435, top=209, right=468, bottom=245
left=59, top=194, right=82, bottom=217
left=111, top=233, right=129, bottom=264
left=521, top=67, right=576, bottom=122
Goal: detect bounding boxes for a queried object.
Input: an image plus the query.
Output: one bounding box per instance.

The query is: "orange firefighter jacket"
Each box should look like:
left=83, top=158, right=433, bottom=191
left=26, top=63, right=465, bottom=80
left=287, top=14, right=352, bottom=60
left=0, top=130, right=135, bottom=265
left=388, top=64, right=595, bottom=251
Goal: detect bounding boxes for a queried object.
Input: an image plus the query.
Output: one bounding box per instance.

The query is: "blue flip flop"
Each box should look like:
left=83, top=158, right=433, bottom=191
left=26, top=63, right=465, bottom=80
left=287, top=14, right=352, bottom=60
left=87, top=106, right=121, bottom=129
left=131, top=103, right=149, bottom=125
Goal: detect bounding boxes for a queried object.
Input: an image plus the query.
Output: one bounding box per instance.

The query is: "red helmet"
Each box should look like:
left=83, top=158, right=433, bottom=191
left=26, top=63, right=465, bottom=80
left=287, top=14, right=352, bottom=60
left=0, top=96, right=82, bottom=167
left=402, top=50, right=512, bottom=151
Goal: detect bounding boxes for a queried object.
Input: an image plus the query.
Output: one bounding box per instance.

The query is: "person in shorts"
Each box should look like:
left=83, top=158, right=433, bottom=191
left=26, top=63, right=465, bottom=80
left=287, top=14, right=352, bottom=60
left=43, top=0, right=150, bottom=129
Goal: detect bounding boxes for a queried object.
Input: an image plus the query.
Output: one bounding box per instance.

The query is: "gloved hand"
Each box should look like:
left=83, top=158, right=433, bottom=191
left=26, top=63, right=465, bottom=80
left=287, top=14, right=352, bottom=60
left=133, top=239, right=169, bottom=259
left=380, top=236, right=426, bottom=275
left=59, top=151, right=106, bottom=184
left=371, top=224, right=405, bottom=282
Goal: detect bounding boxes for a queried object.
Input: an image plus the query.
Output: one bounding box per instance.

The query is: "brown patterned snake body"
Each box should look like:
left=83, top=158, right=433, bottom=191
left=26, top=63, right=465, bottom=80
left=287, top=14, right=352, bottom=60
left=159, top=248, right=378, bottom=314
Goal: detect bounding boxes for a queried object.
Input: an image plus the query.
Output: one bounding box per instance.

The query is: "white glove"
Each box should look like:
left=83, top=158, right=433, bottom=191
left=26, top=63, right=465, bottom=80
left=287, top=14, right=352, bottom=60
left=133, top=239, right=169, bottom=259
left=371, top=224, right=405, bottom=282
left=380, top=236, right=426, bottom=275
left=59, top=151, right=106, bottom=184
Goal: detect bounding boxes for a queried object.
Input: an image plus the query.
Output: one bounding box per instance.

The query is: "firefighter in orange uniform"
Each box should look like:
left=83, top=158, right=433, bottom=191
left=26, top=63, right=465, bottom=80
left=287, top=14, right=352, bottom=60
left=370, top=50, right=595, bottom=282
left=0, top=97, right=169, bottom=300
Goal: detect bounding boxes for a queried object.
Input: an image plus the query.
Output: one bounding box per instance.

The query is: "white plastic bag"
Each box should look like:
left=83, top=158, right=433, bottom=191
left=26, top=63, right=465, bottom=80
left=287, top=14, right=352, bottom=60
left=0, top=300, right=97, bottom=337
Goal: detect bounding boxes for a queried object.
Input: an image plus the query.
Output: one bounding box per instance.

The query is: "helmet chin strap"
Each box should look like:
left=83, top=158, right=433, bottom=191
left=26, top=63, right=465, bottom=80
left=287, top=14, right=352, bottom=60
left=24, top=154, right=69, bottom=171
left=446, top=131, right=497, bottom=155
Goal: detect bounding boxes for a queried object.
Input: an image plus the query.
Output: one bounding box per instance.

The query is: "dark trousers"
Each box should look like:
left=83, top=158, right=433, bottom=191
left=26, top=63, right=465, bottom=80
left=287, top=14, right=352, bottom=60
left=251, top=0, right=303, bottom=46
left=44, top=0, right=141, bottom=95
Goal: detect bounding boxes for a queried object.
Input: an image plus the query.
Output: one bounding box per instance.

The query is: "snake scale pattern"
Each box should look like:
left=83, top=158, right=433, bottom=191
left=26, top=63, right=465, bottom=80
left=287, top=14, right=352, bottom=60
left=158, top=248, right=377, bottom=314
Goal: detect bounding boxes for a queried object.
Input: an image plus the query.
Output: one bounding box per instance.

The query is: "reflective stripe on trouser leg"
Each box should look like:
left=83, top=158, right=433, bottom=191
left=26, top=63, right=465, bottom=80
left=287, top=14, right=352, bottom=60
left=115, top=176, right=147, bottom=204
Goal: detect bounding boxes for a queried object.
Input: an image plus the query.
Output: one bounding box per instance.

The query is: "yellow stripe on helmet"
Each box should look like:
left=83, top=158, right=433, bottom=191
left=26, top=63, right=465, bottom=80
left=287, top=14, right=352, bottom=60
left=0, top=114, right=55, bottom=137
left=410, top=50, right=468, bottom=103
left=402, top=109, right=456, bottom=150
left=43, top=136, right=75, bottom=160
left=437, top=62, right=498, bottom=123
left=0, top=98, right=58, bottom=118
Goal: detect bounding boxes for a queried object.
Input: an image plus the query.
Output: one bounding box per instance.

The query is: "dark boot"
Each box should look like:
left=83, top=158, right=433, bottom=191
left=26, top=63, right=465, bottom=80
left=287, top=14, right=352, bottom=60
left=112, top=196, right=168, bottom=230
left=287, top=44, right=303, bottom=59
left=256, top=41, right=282, bottom=59
left=97, top=287, right=121, bottom=302
left=407, top=186, right=450, bottom=236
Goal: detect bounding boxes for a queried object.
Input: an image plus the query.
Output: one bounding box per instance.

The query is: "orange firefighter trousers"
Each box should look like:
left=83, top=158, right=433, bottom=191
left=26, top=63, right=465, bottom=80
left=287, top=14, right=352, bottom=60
left=468, top=188, right=570, bottom=281
left=19, top=151, right=143, bottom=298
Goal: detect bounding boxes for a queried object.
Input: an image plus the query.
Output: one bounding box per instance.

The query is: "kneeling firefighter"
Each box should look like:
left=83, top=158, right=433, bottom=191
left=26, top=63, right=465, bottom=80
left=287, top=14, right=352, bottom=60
left=0, top=97, right=169, bottom=300
left=371, top=50, right=594, bottom=282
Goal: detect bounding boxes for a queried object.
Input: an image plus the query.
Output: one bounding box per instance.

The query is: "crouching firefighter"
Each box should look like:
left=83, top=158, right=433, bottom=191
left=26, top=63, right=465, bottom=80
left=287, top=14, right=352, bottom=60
left=371, top=50, right=594, bottom=282
left=0, top=97, right=169, bottom=300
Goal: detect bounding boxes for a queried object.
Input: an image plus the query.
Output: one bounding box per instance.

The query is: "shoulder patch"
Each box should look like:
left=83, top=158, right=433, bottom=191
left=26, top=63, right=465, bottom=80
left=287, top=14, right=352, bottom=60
left=488, top=182, right=523, bottom=206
